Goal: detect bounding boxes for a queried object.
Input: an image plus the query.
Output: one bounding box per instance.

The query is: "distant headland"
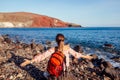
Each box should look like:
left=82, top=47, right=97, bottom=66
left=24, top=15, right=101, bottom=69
left=0, top=12, right=81, bottom=28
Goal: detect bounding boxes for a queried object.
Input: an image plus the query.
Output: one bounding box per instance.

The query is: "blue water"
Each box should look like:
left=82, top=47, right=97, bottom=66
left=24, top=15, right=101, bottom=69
left=0, top=27, right=120, bottom=67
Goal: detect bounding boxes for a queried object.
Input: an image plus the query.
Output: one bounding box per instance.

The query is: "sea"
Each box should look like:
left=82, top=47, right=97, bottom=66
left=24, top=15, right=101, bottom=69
left=0, top=27, right=120, bottom=68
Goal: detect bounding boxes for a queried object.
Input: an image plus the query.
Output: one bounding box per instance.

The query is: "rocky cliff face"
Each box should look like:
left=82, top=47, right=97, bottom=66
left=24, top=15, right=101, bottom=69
left=0, top=12, right=81, bottom=28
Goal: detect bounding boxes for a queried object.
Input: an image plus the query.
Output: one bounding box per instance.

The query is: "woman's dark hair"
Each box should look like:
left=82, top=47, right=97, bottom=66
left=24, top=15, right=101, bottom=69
left=56, top=33, right=65, bottom=42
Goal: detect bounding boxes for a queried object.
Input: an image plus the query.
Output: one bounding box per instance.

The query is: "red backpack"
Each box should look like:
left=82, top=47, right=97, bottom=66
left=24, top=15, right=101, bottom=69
left=47, top=51, right=65, bottom=77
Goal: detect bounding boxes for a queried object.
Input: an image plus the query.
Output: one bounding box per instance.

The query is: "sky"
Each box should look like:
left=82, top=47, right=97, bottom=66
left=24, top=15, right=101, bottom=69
left=0, top=0, right=120, bottom=27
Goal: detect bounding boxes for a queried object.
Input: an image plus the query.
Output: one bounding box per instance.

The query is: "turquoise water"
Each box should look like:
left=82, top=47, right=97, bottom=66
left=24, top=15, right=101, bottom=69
left=0, top=27, right=120, bottom=67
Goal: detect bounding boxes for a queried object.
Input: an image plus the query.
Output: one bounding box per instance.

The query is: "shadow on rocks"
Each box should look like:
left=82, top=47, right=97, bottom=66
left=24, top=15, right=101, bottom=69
left=91, top=54, right=119, bottom=80
left=7, top=52, right=47, bottom=80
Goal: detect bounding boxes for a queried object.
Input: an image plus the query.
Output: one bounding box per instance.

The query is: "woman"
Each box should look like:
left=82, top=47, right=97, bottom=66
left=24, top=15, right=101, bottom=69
left=20, top=33, right=93, bottom=79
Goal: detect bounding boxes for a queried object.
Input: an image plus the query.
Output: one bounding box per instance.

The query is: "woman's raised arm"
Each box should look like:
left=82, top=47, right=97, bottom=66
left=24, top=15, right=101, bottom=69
left=20, top=47, right=55, bottom=67
left=69, top=48, right=92, bottom=60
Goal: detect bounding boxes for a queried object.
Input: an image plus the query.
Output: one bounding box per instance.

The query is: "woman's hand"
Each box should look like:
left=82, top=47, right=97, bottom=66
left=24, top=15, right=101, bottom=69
left=20, top=59, right=31, bottom=67
left=85, top=55, right=93, bottom=60
left=81, top=55, right=93, bottom=60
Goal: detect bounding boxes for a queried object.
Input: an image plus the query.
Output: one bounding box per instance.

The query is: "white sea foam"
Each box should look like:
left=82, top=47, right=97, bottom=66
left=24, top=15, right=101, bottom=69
left=84, top=47, right=120, bottom=68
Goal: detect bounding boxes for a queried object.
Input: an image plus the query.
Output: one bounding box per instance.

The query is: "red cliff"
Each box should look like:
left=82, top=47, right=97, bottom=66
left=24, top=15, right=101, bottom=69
left=0, top=12, right=81, bottom=28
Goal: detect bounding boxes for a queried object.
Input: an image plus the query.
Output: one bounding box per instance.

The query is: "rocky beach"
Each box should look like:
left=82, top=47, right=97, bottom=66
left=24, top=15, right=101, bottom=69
left=0, top=34, right=120, bottom=80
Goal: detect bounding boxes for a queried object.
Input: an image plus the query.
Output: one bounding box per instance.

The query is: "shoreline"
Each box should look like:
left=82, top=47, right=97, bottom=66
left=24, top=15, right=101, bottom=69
left=0, top=34, right=119, bottom=80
